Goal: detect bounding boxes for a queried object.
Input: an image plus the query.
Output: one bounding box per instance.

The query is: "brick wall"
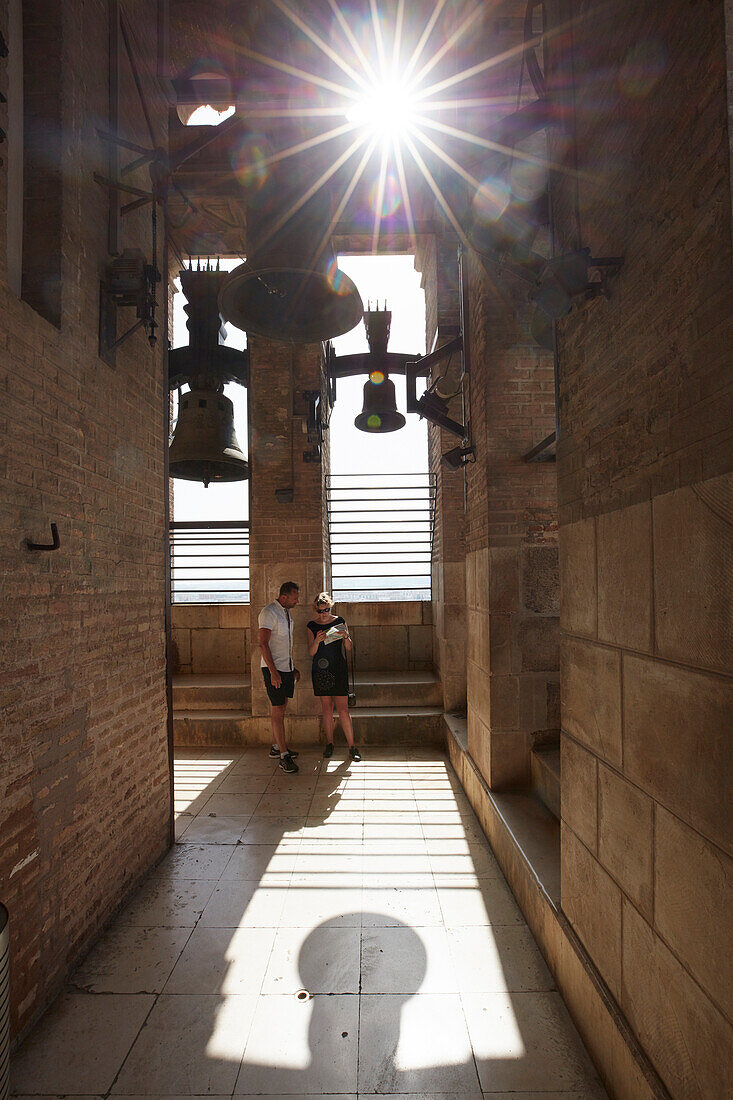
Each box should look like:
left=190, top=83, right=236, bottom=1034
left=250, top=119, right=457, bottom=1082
left=463, top=250, right=559, bottom=788
left=247, top=337, right=327, bottom=732
left=0, top=0, right=170, bottom=1040
left=417, top=233, right=468, bottom=712
left=548, top=0, right=733, bottom=1095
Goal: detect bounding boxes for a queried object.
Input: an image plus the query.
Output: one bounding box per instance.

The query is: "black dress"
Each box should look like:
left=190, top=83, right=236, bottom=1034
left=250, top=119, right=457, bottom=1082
left=308, top=616, right=349, bottom=696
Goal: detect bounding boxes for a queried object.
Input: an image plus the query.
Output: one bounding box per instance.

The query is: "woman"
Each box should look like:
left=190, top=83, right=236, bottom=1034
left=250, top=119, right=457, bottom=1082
left=307, top=593, right=361, bottom=761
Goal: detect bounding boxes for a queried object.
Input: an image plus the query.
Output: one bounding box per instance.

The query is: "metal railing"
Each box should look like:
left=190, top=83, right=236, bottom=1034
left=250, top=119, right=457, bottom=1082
left=170, top=520, right=250, bottom=603
left=327, top=473, right=436, bottom=601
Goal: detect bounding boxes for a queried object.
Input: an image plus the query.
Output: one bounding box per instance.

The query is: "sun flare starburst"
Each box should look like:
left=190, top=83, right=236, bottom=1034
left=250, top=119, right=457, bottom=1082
left=173, top=1, right=586, bottom=267
left=345, top=78, right=420, bottom=145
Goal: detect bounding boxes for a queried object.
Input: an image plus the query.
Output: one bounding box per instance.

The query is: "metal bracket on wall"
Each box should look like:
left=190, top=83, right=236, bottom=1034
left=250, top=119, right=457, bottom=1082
left=26, top=523, right=60, bottom=551
left=98, top=250, right=160, bottom=365
left=405, top=334, right=468, bottom=439
left=300, top=389, right=323, bottom=462
left=95, top=1, right=168, bottom=363
left=522, top=431, right=556, bottom=462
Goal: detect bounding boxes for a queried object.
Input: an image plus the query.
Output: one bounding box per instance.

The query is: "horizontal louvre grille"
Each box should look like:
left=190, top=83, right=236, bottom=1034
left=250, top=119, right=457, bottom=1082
left=327, top=473, right=436, bottom=601
left=170, top=521, right=250, bottom=604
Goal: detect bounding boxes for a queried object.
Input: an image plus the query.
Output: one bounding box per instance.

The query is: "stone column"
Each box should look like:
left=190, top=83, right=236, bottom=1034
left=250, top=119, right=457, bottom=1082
left=463, top=250, right=559, bottom=789
left=247, top=337, right=326, bottom=744
left=417, top=234, right=468, bottom=712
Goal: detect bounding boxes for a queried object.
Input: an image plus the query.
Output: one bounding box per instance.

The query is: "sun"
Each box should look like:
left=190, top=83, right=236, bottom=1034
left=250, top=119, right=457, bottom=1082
left=346, top=78, right=419, bottom=146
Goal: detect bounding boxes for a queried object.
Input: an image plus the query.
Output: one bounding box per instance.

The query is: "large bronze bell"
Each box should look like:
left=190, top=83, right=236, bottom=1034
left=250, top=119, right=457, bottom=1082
left=354, top=375, right=406, bottom=434
left=169, top=389, right=249, bottom=487
left=218, top=174, right=363, bottom=343
left=219, top=240, right=363, bottom=344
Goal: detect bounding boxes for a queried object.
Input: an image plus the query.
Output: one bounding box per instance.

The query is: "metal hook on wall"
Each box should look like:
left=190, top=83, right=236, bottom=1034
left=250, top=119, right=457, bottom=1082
left=26, top=523, right=60, bottom=551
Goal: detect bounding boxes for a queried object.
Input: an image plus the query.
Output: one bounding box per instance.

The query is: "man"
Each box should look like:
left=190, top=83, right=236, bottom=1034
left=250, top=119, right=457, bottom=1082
left=258, top=581, right=301, bottom=773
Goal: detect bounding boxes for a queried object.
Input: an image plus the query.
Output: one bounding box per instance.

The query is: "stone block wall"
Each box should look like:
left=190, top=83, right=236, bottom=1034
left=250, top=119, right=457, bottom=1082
left=548, top=0, right=733, bottom=1094
left=171, top=600, right=433, bottom=677
left=0, top=1, right=171, bottom=1040
left=338, top=600, right=433, bottom=671
left=560, top=480, right=732, bottom=1098
left=172, top=604, right=249, bottom=674
left=466, top=541, right=560, bottom=789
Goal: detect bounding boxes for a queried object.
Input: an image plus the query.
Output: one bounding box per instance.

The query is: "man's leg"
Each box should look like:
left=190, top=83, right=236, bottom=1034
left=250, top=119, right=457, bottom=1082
left=275, top=699, right=299, bottom=772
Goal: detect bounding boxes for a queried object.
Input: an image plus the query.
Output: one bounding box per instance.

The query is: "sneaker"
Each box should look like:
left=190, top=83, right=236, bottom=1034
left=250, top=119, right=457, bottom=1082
left=270, top=745, right=298, bottom=758
left=349, top=747, right=362, bottom=762
left=278, top=752, right=299, bottom=774
left=323, top=742, right=334, bottom=758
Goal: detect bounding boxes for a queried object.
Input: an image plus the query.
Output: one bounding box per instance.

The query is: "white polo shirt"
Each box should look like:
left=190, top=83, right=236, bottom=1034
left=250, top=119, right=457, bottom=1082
left=258, top=600, right=294, bottom=672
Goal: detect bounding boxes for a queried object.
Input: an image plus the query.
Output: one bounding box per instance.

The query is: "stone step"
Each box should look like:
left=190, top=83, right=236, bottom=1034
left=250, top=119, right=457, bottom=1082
left=353, top=671, right=442, bottom=707
left=172, top=671, right=442, bottom=711
left=531, top=745, right=561, bottom=820
left=173, top=675, right=250, bottom=711
left=349, top=706, right=445, bottom=745
left=174, top=710, right=250, bottom=747
left=173, top=705, right=445, bottom=748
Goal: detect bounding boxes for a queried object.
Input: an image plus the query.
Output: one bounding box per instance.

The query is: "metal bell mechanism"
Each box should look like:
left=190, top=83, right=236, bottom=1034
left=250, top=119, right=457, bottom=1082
left=169, top=388, right=248, bottom=487
left=218, top=153, right=363, bottom=343
left=353, top=305, right=406, bottom=434
left=168, top=262, right=250, bottom=486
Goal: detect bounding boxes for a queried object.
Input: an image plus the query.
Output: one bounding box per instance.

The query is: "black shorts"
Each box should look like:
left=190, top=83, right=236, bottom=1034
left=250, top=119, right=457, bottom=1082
left=262, top=667, right=295, bottom=706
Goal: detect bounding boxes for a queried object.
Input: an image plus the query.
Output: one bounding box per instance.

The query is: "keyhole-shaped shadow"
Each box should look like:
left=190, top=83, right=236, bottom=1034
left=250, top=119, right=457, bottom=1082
left=299, top=914, right=430, bottom=1095
left=236, top=913, right=484, bottom=1096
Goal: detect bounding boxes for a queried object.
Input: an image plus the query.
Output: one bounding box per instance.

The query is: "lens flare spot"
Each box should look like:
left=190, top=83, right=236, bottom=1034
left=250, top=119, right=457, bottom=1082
left=369, top=173, right=402, bottom=218
left=369, top=370, right=385, bottom=385
left=367, top=413, right=382, bottom=429
left=326, top=258, right=350, bottom=296
left=187, top=57, right=228, bottom=80
left=473, top=177, right=512, bottom=225
left=619, top=39, right=667, bottom=98
left=509, top=157, right=547, bottom=204
left=231, top=135, right=269, bottom=191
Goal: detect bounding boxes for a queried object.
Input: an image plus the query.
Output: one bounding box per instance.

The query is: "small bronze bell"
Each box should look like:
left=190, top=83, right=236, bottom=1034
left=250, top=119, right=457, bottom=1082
left=354, top=375, right=406, bottom=434
left=169, top=389, right=249, bottom=487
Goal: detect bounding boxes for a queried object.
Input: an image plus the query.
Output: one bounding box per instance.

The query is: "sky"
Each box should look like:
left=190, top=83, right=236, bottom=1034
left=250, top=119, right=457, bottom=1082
left=171, top=254, right=428, bottom=521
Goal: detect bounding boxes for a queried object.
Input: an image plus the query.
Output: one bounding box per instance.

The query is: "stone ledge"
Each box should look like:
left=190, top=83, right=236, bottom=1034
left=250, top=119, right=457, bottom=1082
left=531, top=744, right=561, bottom=820
left=444, top=716, right=671, bottom=1100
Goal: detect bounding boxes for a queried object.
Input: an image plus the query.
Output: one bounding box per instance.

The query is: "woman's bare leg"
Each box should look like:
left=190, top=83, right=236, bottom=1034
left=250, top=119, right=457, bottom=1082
left=334, top=696, right=355, bottom=747
left=320, top=695, right=335, bottom=743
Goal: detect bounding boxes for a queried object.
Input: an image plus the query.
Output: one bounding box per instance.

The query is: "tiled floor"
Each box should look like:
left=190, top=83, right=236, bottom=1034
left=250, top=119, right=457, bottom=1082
left=11, top=747, right=608, bottom=1098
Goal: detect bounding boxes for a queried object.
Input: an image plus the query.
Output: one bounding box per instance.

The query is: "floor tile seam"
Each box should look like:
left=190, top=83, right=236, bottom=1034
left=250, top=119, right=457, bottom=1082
left=227, top=989, right=262, bottom=1100
left=450, top=981, right=485, bottom=1094
left=144, top=919, right=200, bottom=997
left=99, top=988, right=161, bottom=1100
left=356, top=925, right=364, bottom=1090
